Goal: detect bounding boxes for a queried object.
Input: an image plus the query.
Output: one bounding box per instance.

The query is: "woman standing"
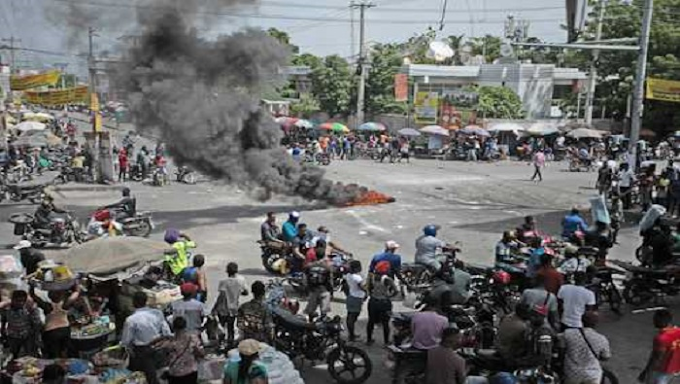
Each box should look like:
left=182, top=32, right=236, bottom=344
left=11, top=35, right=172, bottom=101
left=223, top=339, right=268, bottom=384
left=365, top=262, right=397, bottom=346
left=29, top=284, right=80, bottom=358
left=152, top=317, right=204, bottom=384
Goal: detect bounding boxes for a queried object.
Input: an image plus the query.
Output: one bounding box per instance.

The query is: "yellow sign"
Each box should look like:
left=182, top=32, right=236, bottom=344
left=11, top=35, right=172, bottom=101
left=90, top=92, right=100, bottom=112
left=24, top=86, right=89, bottom=106
left=414, top=91, right=439, bottom=125
left=646, top=78, right=680, bottom=103
left=10, top=71, right=61, bottom=91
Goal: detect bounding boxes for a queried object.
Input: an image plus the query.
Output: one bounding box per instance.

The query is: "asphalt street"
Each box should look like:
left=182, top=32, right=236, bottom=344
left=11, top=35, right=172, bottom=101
left=0, top=118, right=669, bottom=382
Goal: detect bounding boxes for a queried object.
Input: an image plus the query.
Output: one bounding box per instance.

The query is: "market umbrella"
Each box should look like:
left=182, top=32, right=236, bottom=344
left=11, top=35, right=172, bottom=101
left=357, top=122, right=387, bottom=132
left=294, top=119, right=314, bottom=129
left=420, top=125, right=450, bottom=136
left=526, top=123, right=559, bottom=136
left=51, top=237, right=172, bottom=276
left=23, top=112, right=54, bottom=122
left=640, top=128, right=657, bottom=138
left=14, top=121, right=46, bottom=132
left=460, top=125, right=490, bottom=136
left=319, top=122, right=350, bottom=134
left=397, top=128, right=421, bottom=137
left=488, top=122, right=525, bottom=132
left=567, top=127, right=606, bottom=139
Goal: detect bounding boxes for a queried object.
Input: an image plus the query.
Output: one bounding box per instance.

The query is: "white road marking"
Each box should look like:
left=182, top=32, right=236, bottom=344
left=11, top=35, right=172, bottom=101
left=345, top=210, right=390, bottom=234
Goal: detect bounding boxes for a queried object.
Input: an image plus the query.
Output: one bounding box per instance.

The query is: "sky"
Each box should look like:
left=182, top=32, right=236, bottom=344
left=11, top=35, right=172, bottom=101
left=0, top=0, right=572, bottom=76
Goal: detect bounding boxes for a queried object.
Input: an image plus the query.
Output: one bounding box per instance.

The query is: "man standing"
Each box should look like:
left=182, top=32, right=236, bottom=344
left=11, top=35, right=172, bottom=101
left=520, top=274, right=559, bottom=330
left=170, top=283, right=205, bottom=333
left=121, top=292, right=171, bottom=384
left=369, top=240, right=402, bottom=278
left=557, top=272, right=597, bottom=329
left=237, top=281, right=272, bottom=343
left=303, top=260, right=332, bottom=321
left=531, top=149, right=546, bottom=182
left=562, top=311, right=611, bottom=384
left=426, top=327, right=467, bottom=384
left=411, top=296, right=448, bottom=350
left=640, top=309, right=680, bottom=384
left=618, top=163, right=635, bottom=210
left=14, top=240, right=45, bottom=276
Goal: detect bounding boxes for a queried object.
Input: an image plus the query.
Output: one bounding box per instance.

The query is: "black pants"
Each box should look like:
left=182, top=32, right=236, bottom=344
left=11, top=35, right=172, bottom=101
left=531, top=165, right=542, bottom=181
left=346, top=312, right=359, bottom=340
left=7, top=335, right=37, bottom=358
left=43, top=327, right=70, bottom=358
left=218, top=315, right=237, bottom=344
left=366, top=298, right=391, bottom=344
left=620, top=186, right=632, bottom=209
left=168, top=371, right=198, bottom=384
left=130, top=345, right=160, bottom=384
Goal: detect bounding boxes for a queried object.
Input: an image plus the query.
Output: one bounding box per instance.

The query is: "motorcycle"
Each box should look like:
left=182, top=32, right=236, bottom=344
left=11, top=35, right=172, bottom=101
left=286, top=251, right=353, bottom=295
left=587, top=266, right=624, bottom=314
left=0, top=184, right=46, bottom=204
left=611, top=259, right=680, bottom=306
left=400, top=246, right=460, bottom=292
left=88, top=208, right=154, bottom=238
left=304, top=151, right=331, bottom=166
left=174, top=166, right=197, bottom=184
left=270, top=307, right=372, bottom=384
left=568, top=157, right=596, bottom=173
left=54, top=165, right=78, bottom=185
left=129, top=164, right=144, bottom=182
left=9, top=211, right=84, bottom=248
left=150, top=167, right=169, bottom=187
left=258, top=240, right=294, bottom=275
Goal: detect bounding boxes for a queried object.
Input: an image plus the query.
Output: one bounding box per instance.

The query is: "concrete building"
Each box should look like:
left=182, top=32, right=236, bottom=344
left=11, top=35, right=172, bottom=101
left=400, top=63, right=587, bottom=120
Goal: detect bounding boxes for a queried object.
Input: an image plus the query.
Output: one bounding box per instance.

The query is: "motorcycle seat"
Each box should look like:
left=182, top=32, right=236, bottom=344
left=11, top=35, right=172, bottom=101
left=273, top=307, right=317, bottom=331
left=401, top=263, right=427, bottom=273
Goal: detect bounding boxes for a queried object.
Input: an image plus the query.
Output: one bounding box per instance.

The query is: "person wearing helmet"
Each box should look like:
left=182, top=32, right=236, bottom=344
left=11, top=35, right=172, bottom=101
left=415, top=225, right=450, bottom=273
left=32, top=194, right=66, bottom=232
left=103, top=187, right=136, bottom=220
left=282, top=211, right=300, bottom=243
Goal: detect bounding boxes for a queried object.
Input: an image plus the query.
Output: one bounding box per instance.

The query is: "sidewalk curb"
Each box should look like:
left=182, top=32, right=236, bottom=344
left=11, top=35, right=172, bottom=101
left=52, top=184, right=123, bottom=193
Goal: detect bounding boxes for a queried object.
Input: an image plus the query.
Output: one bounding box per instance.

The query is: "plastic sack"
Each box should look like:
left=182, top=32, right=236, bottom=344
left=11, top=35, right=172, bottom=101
left=589, top=195, right=611, bottom=225
left=639, top=204, right=667, bottom=233
left=0, top=255, right=22, bottom=279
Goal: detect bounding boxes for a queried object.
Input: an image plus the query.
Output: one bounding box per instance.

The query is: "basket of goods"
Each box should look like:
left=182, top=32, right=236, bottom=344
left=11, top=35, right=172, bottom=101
left=0, top=255, right=23, bottom=279
left=32, top=262, right=76, bottom=291
left=9, top=213, right=33, bottom=236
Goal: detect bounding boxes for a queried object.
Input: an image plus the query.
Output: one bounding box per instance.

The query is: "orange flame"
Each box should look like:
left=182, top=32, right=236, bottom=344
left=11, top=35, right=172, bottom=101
left=344, top=190, right=396, bottom=207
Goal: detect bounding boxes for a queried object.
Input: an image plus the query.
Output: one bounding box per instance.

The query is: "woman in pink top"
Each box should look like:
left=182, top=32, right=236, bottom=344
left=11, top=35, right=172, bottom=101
left=531, top=150, right=546, bottom=182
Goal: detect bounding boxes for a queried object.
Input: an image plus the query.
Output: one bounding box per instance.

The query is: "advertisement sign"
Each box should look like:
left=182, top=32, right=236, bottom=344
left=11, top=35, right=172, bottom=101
left=646, top=78, right=680, bottom=103
left=10, top=71, right=60, bottom=91
left=24, top=86, right=89, bottom=106
left=439, top=89, right=479, bottom=130
left=394, top=74, right=408, bottom=102
left=414, top=91, right=439, bottom=125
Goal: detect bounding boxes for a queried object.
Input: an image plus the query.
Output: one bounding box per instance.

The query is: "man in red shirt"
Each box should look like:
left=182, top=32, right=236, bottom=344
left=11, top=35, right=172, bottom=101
left=536, top=254, right=564, bottom=295
left=640, top=309, right=680, bottom=383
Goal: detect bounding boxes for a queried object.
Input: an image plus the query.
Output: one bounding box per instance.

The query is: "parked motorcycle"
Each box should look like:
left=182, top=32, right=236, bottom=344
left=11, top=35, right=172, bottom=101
left=568, top=158, right=596, bottom=172
left=174, top=166, right=197, bottom=184
left=9, top=211, right=84, bottom=248
left=129, top=164, right=144, bottom=182
left=0, top=184, right=46, bottom=204
left=151, top=167, right=169, bottom=186
left=285, top=251, right=353, bottom=295
left=611, top=259, right=680, bottom=306
left=587, top=266, right=624, bottom=314
left=270, top=307, right=372, bottom=384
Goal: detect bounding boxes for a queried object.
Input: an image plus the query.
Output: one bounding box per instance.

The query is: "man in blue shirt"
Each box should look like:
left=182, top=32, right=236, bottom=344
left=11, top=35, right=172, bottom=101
left=369, top=240, right=402, bottom=278
left=562, top=208, right=588, bottom=239
left=281, top=211, right=300, bottom=242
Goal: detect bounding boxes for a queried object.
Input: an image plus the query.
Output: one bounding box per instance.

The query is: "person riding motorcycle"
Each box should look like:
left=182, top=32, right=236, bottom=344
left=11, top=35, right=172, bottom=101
left=164, top=229, right=197, bottom=277
left=577, top=146, right=592, bottom=167
left=415, top=225, right=453, bottom=273
left=496, top=231, right=524, bottom=268
left=562, top=207, right=588, bottom=240
left=33, top=195, right=66, bottom=232
left=282, top=211, right=300, bottom=242
left=103, top=187, right=136, bottom=220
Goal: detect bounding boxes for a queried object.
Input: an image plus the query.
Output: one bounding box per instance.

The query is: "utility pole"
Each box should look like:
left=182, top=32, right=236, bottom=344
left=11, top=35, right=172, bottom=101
left=350, top=4, right=355, bottom=62
left=88, top=27, right=102, bottom=183
left=584, top=0, right=606, bottom=125
left=351, top=1, right=375, bottom=127
left=1, top=36, right=22, bottom=73
left=629, top=0, right=653, bottom=170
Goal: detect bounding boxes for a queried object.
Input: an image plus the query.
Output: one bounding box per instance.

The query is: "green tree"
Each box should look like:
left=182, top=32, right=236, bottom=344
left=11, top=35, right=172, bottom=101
left=267, top=27, right=299, bottom=54
left=467, top=85, right=525, bottom=119
left=311, top=55, right=355, bottom=117
left=468, top=35, right=502, bottom=63
left=290, top=94, right=320, bottom=118
left=365, top=43, right=407, bottom=115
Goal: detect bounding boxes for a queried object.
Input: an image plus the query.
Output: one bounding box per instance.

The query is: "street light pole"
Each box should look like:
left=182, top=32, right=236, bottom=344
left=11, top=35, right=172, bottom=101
left=351, top=1, right=375, bottom=128
left=584, top=0, right=606, bottom=125
left=88, top=27, right=101, bottom=183
left=629, top=0, right=653, bottom=170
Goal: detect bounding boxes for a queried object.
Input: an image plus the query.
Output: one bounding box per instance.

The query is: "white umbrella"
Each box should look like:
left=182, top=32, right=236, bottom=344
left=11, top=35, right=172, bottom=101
left=567, top=128, right=606, bottom=139
left=398, top=128, right=421, bottom=137
left=15, top=121, right=46, bottom=132
left=526, top=122, right=559, bottom=136
left=294, top=119, right=314, bottom=129
left=488, top=122, right=525, bottom=132
left=420, top=125, right=450, bottom=136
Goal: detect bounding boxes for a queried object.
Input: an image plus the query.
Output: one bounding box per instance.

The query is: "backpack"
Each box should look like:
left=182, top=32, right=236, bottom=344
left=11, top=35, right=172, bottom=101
left=181, top=266, right=199, bottom=284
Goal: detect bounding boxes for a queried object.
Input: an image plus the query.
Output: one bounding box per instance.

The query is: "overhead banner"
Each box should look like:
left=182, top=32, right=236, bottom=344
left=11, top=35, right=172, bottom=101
left=414, top=91, right=439, bottom=125
left=440, top=89, right=479, bottom=130
left=394, top=74, right=408, bottom=102
left=10, top=70, right=61, bottom=91
left=24, top=86, right=89, bottom=106
left=646, top=78, right=680, bottom=103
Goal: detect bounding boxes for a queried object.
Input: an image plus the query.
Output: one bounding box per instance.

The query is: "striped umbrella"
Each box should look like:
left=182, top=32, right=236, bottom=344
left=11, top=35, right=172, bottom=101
left=319, top=122, right=350, bottom=133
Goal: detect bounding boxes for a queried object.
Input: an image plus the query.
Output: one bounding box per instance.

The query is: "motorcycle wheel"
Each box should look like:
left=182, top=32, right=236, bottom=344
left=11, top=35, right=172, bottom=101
left=125, top=221, right=152, bottom=237
left=262, top=252, right=283, bottom=274
left=623, top=281, right=653, bottom=306
left=602, top=368, right=619, bottom=384
left=392, top=363, right=425, bottom=384
left=327, top=345, right=372, bottom=384
left=183, top=173, right=197, bottom=185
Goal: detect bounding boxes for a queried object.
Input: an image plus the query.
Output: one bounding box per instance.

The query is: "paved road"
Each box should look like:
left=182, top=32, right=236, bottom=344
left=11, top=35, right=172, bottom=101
left=1, top=119, right=670, bottom=382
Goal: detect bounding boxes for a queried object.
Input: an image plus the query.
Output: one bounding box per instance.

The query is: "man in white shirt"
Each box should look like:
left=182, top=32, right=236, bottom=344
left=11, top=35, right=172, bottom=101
left=618, top=163, right=635, bottom=209
left=557, top=272, right=597, bottom=329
